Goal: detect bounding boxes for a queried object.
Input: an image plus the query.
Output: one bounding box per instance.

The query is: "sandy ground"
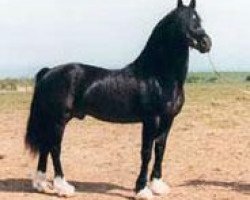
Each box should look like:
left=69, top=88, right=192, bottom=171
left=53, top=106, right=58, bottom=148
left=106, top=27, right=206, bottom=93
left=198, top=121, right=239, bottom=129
left=0, top=84, right=249, bottom=200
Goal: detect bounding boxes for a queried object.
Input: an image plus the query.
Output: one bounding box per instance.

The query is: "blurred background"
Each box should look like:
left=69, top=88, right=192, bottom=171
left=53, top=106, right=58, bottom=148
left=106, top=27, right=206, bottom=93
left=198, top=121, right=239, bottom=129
left=0, top=0, right=249, bottom=78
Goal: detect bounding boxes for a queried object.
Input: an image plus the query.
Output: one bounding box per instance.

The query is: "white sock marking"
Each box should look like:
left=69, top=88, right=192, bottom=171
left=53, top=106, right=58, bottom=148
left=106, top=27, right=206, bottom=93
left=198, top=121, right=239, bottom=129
left=135, top=186, right=153, bottom=200
left=53, top=176, right=75, bottom=197
left=150, top=178, right=170, bottom=195
left=32, top=171, right=51, bottom=192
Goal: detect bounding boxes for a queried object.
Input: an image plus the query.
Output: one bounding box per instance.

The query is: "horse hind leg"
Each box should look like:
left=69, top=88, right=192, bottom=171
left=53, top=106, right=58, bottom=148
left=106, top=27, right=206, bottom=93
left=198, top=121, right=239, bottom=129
left=31, top=108, right=75, bottom=197
left=30, top=118, right=72, bottom=195
left=32, top=102, right=75, bottom=196
left=49, top=121, right=75, bottom=197
left=32, top=150, right=51, bottom=193
left=33, top=130, right=75, bottom=197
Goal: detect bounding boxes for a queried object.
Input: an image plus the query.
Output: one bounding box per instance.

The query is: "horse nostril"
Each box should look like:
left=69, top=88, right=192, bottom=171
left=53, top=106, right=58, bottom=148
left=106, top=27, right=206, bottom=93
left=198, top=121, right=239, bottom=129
left=201, top=36, right=211, bottom=50
left=201, top=39, right=207, bottom=48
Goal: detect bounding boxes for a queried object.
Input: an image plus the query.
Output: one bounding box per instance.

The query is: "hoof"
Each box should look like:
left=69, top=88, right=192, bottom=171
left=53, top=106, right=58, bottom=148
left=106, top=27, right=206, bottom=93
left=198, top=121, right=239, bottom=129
left=53, top=177, right=75, bottom=197
left=150, top=178, right=170, bottom=195
left=135, top=186, right=154, bottom=200
left=32, top=171, right=52, bottom=193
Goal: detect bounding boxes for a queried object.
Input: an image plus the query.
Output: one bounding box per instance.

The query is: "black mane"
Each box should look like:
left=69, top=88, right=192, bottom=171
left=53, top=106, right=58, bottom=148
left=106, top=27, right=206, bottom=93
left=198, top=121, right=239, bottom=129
left=133, top=8, right=189, bottom=84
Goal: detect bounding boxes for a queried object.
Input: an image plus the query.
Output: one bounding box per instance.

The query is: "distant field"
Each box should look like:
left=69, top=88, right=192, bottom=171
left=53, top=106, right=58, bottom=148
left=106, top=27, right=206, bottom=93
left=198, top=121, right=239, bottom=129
left=0, top=72, right=249, bottom=92
left=0, top=75, right=249, bottom=200
left=187, top=72, right=250, bottom=83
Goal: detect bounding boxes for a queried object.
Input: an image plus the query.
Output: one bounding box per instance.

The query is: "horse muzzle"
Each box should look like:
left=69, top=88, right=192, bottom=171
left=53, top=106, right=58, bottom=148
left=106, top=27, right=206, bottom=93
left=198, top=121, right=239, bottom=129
left=198, top=35, right=212, bottom=53
left=188, top=33, right=212, bottom=53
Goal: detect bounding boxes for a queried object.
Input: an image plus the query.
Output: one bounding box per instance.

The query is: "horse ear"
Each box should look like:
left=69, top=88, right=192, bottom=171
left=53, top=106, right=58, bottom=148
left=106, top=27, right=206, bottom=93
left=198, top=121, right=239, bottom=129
left=177, top=0, right=183, bottom=8
left=189, top=0, right=196, bottom=8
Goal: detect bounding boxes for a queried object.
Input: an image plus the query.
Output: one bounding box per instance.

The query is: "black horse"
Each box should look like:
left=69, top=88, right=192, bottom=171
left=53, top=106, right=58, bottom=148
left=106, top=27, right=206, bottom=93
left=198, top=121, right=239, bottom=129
left=25, top=0, right=211, bottom=199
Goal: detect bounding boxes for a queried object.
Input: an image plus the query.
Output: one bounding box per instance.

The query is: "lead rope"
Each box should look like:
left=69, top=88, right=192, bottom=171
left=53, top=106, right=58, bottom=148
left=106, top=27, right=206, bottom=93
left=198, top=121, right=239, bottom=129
left=207, top=53, right=250, bottom=95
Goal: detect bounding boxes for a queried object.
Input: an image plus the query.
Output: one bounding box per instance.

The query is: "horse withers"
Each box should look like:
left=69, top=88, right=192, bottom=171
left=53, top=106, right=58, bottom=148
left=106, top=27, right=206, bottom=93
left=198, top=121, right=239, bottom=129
left=25, top=0, right=211, bottom=199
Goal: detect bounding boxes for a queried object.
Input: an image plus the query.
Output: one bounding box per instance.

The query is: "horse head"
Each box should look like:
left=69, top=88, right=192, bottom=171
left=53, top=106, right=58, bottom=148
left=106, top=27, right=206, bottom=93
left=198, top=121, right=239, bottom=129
left=175, top=0, right=212, bottom=53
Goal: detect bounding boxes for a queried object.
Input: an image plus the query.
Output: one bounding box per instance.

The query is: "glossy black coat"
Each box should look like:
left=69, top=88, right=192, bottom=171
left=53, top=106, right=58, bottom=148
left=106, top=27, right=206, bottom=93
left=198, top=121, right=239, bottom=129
left=25, top=0, right=211, bottom=194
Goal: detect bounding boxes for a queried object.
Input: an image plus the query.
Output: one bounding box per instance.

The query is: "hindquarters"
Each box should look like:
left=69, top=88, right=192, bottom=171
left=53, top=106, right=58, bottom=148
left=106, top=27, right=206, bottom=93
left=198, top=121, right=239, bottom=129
left=25, top=64, right=85, bottom=154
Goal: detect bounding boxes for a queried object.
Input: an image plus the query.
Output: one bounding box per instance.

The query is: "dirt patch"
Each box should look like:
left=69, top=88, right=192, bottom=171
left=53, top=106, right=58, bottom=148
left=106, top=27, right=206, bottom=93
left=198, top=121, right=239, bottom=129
left=0, top=84, right=249, bottom=200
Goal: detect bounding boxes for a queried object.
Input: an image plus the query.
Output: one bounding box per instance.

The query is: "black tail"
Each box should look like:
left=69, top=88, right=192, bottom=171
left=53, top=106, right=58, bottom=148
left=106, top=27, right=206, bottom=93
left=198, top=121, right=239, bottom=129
left=25, top=68, right=50, bottom=155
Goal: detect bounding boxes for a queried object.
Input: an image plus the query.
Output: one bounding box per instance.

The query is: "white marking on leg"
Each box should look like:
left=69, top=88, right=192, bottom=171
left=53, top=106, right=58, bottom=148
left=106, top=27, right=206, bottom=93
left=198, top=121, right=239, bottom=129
left=53, top=176, right=75, bottom=197
left=150, top=178, right=170, bottom=195
left=32, top=171, right=51, bottom=192
left=135, top=186, right=153, bottom=200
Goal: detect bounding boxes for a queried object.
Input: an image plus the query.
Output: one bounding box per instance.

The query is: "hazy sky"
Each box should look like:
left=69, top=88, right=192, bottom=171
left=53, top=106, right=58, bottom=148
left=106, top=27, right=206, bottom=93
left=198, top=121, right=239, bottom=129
left=0, top=0, right=249, bottom=77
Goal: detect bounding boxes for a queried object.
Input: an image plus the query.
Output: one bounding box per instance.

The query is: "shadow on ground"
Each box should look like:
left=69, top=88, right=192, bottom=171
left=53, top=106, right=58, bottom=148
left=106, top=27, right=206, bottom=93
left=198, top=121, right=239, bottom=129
left=0, top=178, right=134, bottom=199
left=180, top=179, right=250, bottom=195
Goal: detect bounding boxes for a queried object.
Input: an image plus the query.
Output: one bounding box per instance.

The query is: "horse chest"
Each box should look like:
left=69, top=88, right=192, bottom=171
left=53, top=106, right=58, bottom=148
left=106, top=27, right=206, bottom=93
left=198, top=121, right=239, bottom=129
left=161, top=83, right=185, bottom=117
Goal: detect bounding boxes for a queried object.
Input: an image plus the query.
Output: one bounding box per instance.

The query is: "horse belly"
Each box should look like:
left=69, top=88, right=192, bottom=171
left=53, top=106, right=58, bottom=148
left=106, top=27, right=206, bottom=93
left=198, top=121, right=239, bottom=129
left=85, top=100, right=141, bottom=123
left=83, top=89, right=142, bottom=123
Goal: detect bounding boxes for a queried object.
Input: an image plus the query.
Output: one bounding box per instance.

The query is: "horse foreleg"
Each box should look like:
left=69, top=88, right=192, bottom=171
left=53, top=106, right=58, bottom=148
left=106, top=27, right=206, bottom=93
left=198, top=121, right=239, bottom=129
left=135, top=118, right=156, bottom=200
left=150, top=117, right=173, bottom=196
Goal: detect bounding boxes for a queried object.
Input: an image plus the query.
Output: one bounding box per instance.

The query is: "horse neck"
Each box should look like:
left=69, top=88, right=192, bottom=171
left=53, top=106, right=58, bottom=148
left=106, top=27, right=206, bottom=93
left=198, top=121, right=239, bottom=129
left=133, top=21, right=189, bottom=87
